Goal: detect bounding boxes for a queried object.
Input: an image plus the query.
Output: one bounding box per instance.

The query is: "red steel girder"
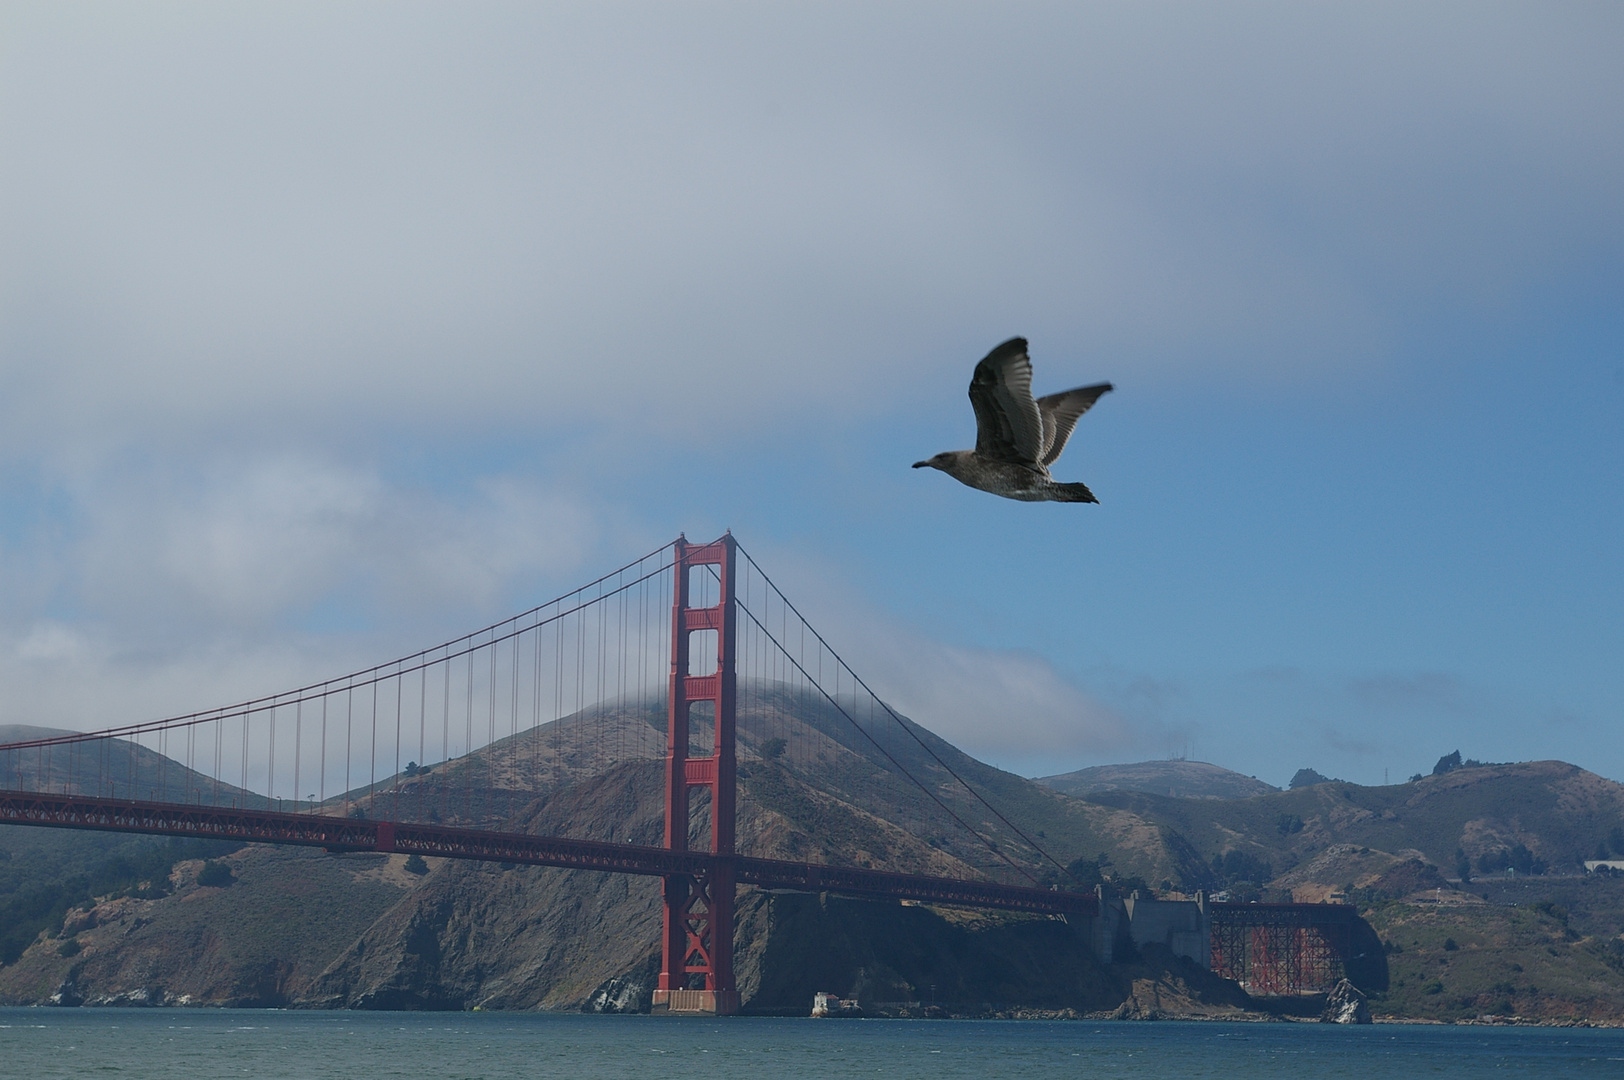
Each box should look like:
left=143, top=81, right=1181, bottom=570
left=0, top=787, right=1098, bottom=919
left=0, top=789, right=715, bottom=876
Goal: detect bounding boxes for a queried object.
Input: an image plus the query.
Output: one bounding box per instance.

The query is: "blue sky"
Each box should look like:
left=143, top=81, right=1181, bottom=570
left=1, top=3, right=1620, bottom=786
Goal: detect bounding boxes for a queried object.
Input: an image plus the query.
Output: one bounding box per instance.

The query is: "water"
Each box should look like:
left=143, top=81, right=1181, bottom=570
left=2, top=1009, right=1622, bottom=1079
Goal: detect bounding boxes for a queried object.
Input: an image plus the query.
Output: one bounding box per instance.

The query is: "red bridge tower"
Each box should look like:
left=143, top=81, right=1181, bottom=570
left=653, top=534, right=740, bottom=1014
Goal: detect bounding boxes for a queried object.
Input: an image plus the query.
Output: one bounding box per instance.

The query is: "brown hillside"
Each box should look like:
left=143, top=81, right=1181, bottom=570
left=0, top=845, right=417, bottom=1007
left=1079, top=761, right=1624, bottom=887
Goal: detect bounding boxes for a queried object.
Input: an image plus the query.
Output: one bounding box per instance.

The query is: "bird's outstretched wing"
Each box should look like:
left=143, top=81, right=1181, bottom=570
left=1037, top=382, right=1113, bottom=466
left=968, top=337, right=1044, bottom=465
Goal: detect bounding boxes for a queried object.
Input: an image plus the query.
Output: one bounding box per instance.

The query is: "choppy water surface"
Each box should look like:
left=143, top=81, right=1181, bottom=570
left=2, top=1009, right=1622, bottom=1079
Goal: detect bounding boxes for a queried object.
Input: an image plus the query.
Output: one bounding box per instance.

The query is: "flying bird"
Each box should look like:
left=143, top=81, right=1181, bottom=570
left=913, top=337, right=1112, bottom=503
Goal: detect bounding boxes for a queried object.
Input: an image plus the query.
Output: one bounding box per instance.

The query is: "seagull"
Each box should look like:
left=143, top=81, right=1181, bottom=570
left=913, top=337, right=1112, bottom=503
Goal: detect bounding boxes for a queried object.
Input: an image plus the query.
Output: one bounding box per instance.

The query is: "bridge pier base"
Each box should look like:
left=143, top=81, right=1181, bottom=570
left=651, top=989, right=741, bottom=1015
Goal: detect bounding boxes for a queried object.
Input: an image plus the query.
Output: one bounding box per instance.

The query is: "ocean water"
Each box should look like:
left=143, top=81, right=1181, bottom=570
left=2, top=1009, right=1622, bottom=1080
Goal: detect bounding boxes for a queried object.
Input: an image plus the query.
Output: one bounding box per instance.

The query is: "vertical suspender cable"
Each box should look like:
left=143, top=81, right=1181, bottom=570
left=293, top=699, right=302, bottom=815
left=319, top=695, right=328, bottom=809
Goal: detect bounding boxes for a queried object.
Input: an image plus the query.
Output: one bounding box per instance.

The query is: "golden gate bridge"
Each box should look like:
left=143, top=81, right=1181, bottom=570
left=0, top=534, right=1355, bottom=1011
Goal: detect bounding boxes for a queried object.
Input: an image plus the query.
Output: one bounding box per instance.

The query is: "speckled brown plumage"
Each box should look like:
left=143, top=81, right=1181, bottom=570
left=913, top=337, right=1111, bottom=503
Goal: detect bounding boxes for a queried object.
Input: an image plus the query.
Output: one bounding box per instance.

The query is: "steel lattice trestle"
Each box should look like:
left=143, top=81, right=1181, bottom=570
left=1208, top=902, right=1356, bottom=995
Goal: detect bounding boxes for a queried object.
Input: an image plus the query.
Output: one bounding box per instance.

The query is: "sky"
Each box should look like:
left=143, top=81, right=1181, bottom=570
left=1, top=2, right=1620, bottom=787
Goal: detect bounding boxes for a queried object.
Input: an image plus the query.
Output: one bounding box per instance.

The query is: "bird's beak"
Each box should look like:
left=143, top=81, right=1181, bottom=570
left=912, top=460, right=929, bottom=469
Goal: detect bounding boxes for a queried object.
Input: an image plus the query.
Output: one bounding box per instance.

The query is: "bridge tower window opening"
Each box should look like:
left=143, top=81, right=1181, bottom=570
left=687, top=564, right=720, bottom=609
left=686, top=784, right=714, bottom=853
left=688, top=629, right=719, bottom=677
left=687, top=700, right=716, bottom=758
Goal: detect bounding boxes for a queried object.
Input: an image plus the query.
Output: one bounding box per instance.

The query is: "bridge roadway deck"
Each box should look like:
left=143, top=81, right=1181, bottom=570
left=1209, top=900, right=1360, bottom=926
left=0, top=789, right=1096, bottom=919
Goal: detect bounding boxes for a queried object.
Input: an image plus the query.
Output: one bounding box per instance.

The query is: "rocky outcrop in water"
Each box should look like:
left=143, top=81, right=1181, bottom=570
left=1322, top=978, right=1372, bottom=1024
left=583, top=971, right=654, bottom=1013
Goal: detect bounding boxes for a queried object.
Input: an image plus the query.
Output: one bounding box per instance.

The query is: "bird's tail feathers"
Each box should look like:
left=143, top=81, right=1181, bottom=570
left=1053, top=482, right=1099, bottom=504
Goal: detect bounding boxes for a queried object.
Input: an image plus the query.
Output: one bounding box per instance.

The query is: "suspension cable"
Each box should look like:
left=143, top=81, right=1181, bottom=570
left=731, top=542, right=1081, bottom=887
left=0, top=542, right=678, bottom=754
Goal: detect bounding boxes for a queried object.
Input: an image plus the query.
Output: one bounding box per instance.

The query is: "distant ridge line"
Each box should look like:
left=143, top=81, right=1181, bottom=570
left=1036, top=760, right=1280, bottom=800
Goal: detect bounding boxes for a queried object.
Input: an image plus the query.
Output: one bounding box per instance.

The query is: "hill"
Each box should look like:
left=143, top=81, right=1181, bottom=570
left=1063, top=761, right=1624, bottom=1020
left=1081, top=760, right=1624, bottom=892
left=273, top=756, right=1242, bottom=1017
left=0, top=725, right=252, bottom=966
left=0, top=685, right=1226, bottom=1014
left=343, top=681, right=1213, bottom=890
left=0, top=724, right=264, bottom=808
left=0, top=845, right=420, bottom=1006
left=1036, top=760, right=1279, bottom=801
left=1364, top=889, right=1624, bottom=1023
left=9, top=711, right=1624, bottom=1019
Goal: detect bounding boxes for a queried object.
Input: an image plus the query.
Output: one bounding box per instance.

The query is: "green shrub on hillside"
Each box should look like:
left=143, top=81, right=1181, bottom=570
left=1477, top=845, right=1547, bottom=876
left=196, top=860, right=235, bottom=888
left=1432, top=751, right=1497, bottom=776
left=1432, top=752, right=1463, bottom=776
